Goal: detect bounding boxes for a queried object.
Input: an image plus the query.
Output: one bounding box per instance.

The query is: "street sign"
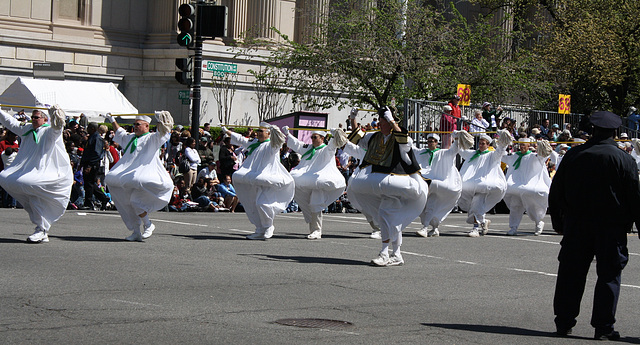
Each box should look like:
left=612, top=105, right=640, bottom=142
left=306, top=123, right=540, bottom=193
left=457, top=84, right=471, bottom=106
left=203, top=61, right=237, bottom=74
left=179, top=90, right=190, bottom=99
left=182, top=99, right=190, bottom=105
left=558, top=94, right=571, bottom=114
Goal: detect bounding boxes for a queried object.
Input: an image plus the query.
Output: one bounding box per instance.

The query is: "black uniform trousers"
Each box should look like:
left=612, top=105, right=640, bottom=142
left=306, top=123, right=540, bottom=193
left=553, top=225, right=628, bottom=333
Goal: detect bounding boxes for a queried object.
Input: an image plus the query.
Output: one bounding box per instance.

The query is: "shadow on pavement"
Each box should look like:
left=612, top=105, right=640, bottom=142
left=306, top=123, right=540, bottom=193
left=48, top=235, right=126, bottom=242
left=171, top=234, right=247, bottom=241
left=422, top=323, right=640, bottom=343
left=0, top=237, right=27, bottom=243
left=240, top=253, right=368, bottom=266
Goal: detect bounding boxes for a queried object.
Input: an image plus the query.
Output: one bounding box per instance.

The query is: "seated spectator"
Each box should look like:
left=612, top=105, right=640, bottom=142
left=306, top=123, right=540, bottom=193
left=217, top=175, right=238, bottom=212
left=168, top=177, right=191, bottom=212
left=190, top=176, right=225, bottom=211
left=198, top=160, right=219, bottom=183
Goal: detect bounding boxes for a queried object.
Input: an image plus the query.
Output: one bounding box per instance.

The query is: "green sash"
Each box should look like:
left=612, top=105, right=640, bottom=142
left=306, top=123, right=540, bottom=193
left=301, top=144, right=326, bottom=160
left=123, top=132, right=150, bottom=154
left=22, top=124, right=50, bottom=144
left=246, top=139, right=270, bottom=157
left=469, top=149, right=490, bottom=162
left=513, top=150, right=532, bottom=170
left=420, top=148, right=440, bottom=165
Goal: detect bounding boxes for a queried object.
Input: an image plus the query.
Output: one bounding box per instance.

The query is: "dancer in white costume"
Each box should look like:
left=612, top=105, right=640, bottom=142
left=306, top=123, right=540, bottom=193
left=221, top=122, right=294, bottom=240
left=104, top=112, right=174, bottom=241
left=0, top=106, right=72, bottom=243
left=414, top=130, right=474, bottom=238
left=283, top=127, right=347, bottom=239
left=342, top=116, right=383, bottom=240
left=630, top=139, right=640, bottom=173
left=347, top=107, right=428, bottom=266
left=458, top=129, right=513, bottom=237
left=502, top=137, right=552, bottom=236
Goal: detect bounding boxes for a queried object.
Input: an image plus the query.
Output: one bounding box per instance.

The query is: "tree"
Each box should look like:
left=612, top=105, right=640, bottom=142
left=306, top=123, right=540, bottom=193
left=211, top=72, right=238, bottom=125
left=473, top=0, right=640, bottom=115
left=248, top=66, right=289, bottom=122
left=241, top=0, right=551, bottom=112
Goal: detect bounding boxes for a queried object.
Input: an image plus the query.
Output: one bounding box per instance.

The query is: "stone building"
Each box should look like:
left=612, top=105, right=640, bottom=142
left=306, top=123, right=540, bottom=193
left=0, top=0, right=348, bottom=126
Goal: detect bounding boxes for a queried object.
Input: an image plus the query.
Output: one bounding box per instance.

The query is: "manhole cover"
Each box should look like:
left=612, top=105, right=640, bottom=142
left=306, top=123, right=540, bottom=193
left=275, top=318, right=354, bottom=329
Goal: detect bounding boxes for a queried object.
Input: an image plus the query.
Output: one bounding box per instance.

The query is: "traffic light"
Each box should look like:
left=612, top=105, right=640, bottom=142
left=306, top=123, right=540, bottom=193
left=197, top=5, right=228, bottom=38
left=175, top=58, right=192, bottom=85
left=177, top=4, right=195, bottom=47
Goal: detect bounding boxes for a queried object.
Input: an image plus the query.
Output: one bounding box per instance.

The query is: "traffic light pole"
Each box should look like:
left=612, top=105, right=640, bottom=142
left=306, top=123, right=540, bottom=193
left=191, top=35, right=203, bottom=142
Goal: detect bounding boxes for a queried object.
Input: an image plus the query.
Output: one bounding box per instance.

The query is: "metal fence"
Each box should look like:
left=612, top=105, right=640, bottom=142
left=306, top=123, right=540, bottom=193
left=402, top=99, right=586, bottom=147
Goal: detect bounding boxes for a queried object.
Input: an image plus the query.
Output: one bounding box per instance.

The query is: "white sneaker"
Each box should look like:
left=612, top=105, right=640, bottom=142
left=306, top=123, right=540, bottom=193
left=507, top=227, right=517, bottom=236
left=387, top=254, right=404, bottom=266
left=467, top=229, right=480, bottom=238
left=416, top=227, right=429, bottom=238
left=427, top=228, right=440, bottom=237
left=370, top=252, right=390, bottom=266
left=27, top=227, right=49, bottom=243
left=141, top=223, right=155, bottom=239
left=264, top=226, right=274, bottom=239
left=480, top=219, right=491, bottom=235
left=307, top=230, right=322, bottom=240
left=534, top=221, right=544, bottom=236
left=370, top=231, right=382, bottom=239
left=125, top=229, right=143, bottom=242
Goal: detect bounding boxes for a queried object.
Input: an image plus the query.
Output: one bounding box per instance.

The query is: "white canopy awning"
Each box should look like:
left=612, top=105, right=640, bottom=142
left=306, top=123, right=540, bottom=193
left=0, top=77, right=138, bottom=119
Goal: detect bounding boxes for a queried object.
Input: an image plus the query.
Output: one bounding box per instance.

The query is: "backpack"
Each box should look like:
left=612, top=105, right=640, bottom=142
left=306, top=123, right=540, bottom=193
left=178, top=154, right=190, bottom=174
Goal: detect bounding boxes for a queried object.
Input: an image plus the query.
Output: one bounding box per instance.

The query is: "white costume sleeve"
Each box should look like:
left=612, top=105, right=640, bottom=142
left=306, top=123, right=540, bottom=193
left=269, top=125, right=286, bottom=149
left=0, top=109, right=30, bottom=135
left=229, top=131, right=251, bottom=149
left=286, top=133, right=307, bottom=153
left=48, top=105, right=66, bottom=130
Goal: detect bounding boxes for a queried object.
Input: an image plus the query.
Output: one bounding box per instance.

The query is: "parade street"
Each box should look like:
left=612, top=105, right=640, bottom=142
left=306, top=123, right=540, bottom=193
left=2, top=208, right=640, bottom=344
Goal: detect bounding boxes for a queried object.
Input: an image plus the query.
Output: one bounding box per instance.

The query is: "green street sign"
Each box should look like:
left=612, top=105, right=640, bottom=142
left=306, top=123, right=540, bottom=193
left=203, top=61, right=237, bottom=73
left=179, top=90, right=190, bottom=99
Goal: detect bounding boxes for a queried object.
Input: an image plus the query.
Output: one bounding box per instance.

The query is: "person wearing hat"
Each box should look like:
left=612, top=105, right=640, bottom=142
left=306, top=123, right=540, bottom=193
left=482, top=102, right=503, bottom=131
left=282, top=127, right=348, bottom=239
left=104, top=112, right=175, bottom=241
left=197, top=136, right=215, bottom=167
left=550, top=110, right=640, bottom=340
left=0, top=105, right=73, bottom=243
left=414, top=130, right=474, bottom=238
left=501, top=137, right=552, bottom=236
left=198, top=160, right=219, bottom=183
left=458, top=130, right=513, bottom=237
left=221, top=122, right=294, bottom=240
left=347, top=106, right=428, bottom=266
left=439, top=104, right=457, bottom=149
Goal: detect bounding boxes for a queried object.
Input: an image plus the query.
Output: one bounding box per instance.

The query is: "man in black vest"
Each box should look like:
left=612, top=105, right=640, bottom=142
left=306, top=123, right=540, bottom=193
left=347, top=106, right=428, bottom=266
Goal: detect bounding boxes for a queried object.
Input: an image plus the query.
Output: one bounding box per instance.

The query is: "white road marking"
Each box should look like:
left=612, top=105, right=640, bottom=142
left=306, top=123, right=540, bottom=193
left=111, top=299, right=163, bottom=307
left=85, top=212, right=209, bottom=227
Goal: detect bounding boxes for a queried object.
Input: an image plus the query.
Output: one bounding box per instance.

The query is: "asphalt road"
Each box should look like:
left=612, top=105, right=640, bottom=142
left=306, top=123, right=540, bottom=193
left=2, top=208, right=640, bottom=344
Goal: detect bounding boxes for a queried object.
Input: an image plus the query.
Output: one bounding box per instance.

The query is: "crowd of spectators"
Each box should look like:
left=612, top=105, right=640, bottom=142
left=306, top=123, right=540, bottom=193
left=0, top=106, right=638, bottom=216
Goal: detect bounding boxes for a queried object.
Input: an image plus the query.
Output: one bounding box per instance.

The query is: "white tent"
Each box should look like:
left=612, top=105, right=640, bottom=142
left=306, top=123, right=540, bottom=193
left=0, top=77, right=138, bottom=120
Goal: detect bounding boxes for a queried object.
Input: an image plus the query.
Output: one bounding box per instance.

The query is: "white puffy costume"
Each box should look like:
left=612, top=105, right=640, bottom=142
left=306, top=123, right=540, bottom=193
left=0, top=106, right=72, bottom=242
left=105, top=112, right=174, bottom=239
left=285, top=128, right=347, bottom=239
left=501, top=138, right=552, bottom=235
left=414, top=131, right=474, bottom=236
left=631, top=139, right=640, bottom=173
left=458, top=130, right=512, bottom=234
left=227, top=123, right=294, bottom=239
left=347, top=108, right=428, bottom=266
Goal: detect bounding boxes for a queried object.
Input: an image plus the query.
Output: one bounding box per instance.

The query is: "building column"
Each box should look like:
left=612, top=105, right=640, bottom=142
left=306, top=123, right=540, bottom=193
left=247, top=0, right=278, bottom=39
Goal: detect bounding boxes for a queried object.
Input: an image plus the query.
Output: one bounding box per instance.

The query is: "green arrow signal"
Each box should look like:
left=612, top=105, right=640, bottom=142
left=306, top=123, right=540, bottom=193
left=177, top=33, right=192, bottom=47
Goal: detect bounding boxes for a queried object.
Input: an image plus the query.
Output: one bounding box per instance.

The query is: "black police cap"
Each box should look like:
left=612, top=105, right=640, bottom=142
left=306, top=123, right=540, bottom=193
left=590, top=111, right=621, bottom=129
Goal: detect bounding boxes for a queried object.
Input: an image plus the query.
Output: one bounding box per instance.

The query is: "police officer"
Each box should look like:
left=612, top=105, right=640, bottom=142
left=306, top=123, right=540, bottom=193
left=549, top=111, right=640, bottom=340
